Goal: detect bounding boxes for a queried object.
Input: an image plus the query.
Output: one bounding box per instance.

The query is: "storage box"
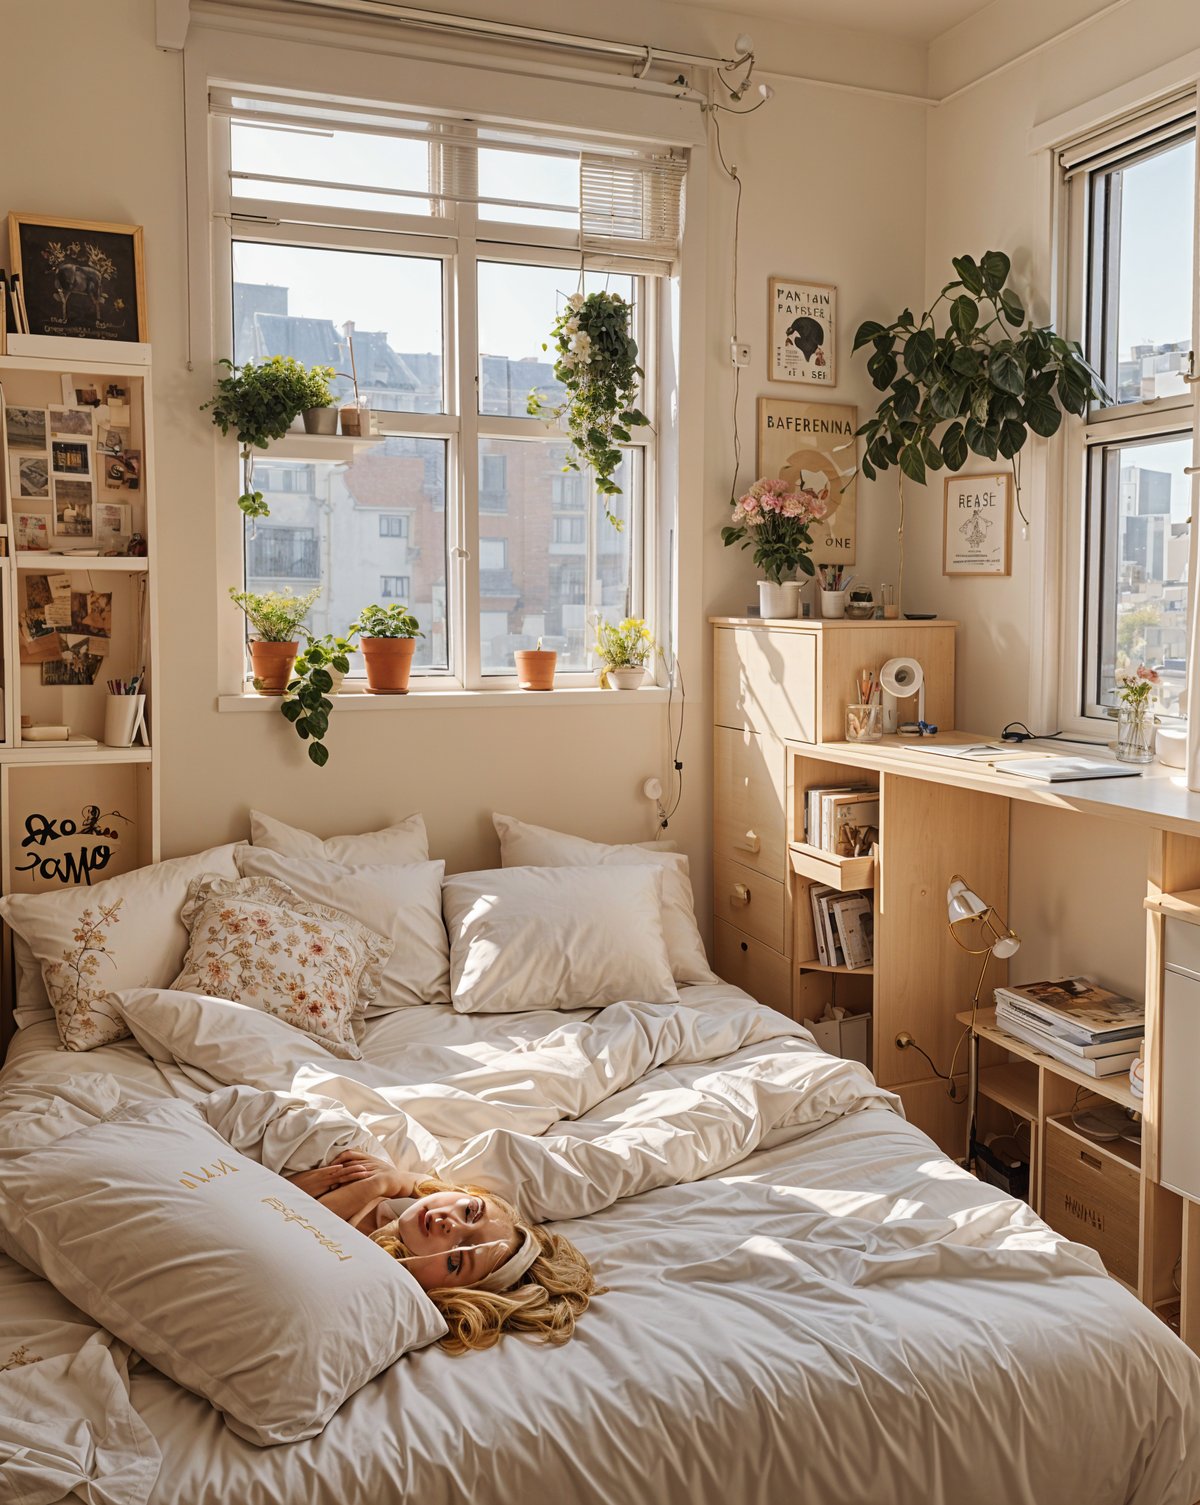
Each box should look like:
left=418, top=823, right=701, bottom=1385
left=804, top=1011, right=871, bottom=1065
left=1042, top=1119, right=1139, bottom=1287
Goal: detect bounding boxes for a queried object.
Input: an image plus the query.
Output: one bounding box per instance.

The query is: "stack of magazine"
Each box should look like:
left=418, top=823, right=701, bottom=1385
left=994, top=977, right=1144, bottom=1078
left=809, top=887, right=873, bottom=970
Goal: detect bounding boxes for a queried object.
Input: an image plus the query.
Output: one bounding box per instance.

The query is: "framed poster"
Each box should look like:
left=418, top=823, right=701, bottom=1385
left=768, top=278, right=836, bottom=386
left=8, top=214, right=146, bottom=342
left=943, top=473, right=1012, bottom=576
left=757, top=397, right=857, bottom=565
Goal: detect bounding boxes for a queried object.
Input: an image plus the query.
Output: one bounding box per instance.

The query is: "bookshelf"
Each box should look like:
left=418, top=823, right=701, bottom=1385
left=0, top=340, right=159, bottom=1026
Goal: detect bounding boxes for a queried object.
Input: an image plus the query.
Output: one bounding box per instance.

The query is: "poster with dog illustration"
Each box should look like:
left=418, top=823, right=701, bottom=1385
left=769, top=278, right=836, bottom=386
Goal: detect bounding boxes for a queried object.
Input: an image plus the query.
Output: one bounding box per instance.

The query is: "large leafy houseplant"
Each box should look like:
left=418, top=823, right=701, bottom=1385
left=203, top=357, right=336, bottom=518
left=527, top=291, right=649, bottom=529
left=853, top=251, right=1108, bottom=531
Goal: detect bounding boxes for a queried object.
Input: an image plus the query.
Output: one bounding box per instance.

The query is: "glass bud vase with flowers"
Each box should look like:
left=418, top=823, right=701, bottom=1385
left=1114, top=664, right=1158, bottom=764
left=721, top=476, right=829, bottom=619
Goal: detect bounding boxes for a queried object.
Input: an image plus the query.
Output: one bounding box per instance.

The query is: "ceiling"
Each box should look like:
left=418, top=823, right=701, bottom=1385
left=672, top=0, right=994, bottom=43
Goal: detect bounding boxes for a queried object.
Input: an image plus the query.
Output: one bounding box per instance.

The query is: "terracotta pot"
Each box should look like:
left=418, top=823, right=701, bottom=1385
left=250, top=640, right=299, bottom=696
left=301, top=406, right=338, bottom=434
left=514, top=648, right=556, bottom=691
left=361, top=636, right=416, bottom=693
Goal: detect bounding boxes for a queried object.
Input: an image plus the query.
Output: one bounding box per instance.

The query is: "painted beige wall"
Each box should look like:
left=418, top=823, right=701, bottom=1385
left=0, top=0, right=930, bottom=928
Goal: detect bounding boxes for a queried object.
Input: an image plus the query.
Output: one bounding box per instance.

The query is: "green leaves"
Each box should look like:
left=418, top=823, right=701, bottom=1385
left=952, top=255, right=984, bottom=295
left=853, top=319, right=887, bottom=351
left=941, top=421, right=968, bottom=470
left=1022, top=388, right=1061, bottom=438
left=989, top=342, right=1025, bottom=395
left=950, top=296, right=978, bottom=340
left=999, top=289, right=1025, bottom=327
left=903, top=328, right=937, bottom=378
left=980, top=250, right=1011, bottom=294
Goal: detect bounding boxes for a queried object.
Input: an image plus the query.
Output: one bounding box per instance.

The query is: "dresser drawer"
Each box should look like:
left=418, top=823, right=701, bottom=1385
left=713, top=857, right=786, bottom=953
left=1042, top=1120, right=1139, bottom=1288
left=714, top=627, right=816, bottom=741
left=714, top=726, right=787, bottom=880
left=713, top=919, right=792, bottom=1017
left=1161, top=966, right=1200, bottom=1199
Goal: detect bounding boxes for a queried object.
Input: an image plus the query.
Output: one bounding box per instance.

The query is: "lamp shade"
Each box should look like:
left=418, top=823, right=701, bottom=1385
left=991, top=933, right=1021, bottom=960
left=946, top=878, right=987, bottom=923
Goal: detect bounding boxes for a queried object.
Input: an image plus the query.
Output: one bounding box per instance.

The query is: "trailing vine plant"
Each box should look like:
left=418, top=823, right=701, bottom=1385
left=853, top=251, right=1108, bottom=605
left=527, top=291, right=650, bottom=529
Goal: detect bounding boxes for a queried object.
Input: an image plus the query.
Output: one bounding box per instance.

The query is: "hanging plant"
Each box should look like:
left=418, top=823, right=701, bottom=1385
left=202, top=357, right=336, bottom=518
left=527, top=291, right=650, bottom=529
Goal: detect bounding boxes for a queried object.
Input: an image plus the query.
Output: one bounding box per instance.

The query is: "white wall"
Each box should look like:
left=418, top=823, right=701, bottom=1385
left=0, top=0, right=931, bottom=924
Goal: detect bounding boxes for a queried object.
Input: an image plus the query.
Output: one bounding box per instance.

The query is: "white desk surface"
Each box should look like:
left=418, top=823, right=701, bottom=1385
left=796, top=732, right=1200, bottom=838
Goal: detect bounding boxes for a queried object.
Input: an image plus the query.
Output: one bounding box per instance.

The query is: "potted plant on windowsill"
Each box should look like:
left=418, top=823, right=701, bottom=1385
left=594, top=617, right=656, bottom=689
left=514, top=638, right=557, bottom=691
left=229, top=586, right=321, bottom=695
left=280, top=632, right=358, bottom=767
left=202, top=357, right=337, bottom=517
left=349, top=604, right=423, bottom=694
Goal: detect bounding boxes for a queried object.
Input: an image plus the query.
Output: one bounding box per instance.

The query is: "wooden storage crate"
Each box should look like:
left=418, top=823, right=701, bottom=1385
left=1043, top=1118, right=1140, bottom=1288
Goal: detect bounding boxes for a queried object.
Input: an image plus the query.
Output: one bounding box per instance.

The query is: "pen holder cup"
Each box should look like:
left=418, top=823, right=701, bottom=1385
left=820, top=589, right=848, bottom=619
left=104, top=694, right=146, bottom=749
left=845, top=703, right=883, bottom=743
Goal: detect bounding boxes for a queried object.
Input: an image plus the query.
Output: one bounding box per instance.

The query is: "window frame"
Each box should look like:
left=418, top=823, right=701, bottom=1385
left=211, top=113, right=660, bottom=694
left=1059, top=101, right=1200, bottom=730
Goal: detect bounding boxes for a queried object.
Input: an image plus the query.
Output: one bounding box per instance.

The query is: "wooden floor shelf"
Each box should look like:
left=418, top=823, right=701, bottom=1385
left=796, top=958, right=874, bottom=976
left=978, top=1061, right=1038, bottom=1120
left=958, top=1007, right=1140, bottom=1113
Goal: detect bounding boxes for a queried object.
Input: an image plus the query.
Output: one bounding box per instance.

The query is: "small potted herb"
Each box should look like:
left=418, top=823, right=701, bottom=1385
left=349, top=603, right=423, bottom=694
left=203, top=357, right=337, bottom=516
left=514, top=638, right=557, bottom=691
left=280, top=633, right=357, bottom=766
left=229, top=586, right=321, bottom=694
left=595, top=617, right=655, bottom=690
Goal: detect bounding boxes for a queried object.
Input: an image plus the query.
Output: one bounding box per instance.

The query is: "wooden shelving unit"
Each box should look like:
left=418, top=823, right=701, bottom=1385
left=796, top=958, right=874, bottom=976
left=963, top=1006, right=1139, bottom=1113
left=788, top=841, right=874, bottom=890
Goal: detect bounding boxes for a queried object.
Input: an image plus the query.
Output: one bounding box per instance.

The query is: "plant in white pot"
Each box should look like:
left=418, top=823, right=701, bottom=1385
left=349, top=603, right=423, bottom=694
left=595, top=617, right=656, bottom=690
left=721, top=477, right=827, bottom=619
left=229, top=586, right=321, bottom=695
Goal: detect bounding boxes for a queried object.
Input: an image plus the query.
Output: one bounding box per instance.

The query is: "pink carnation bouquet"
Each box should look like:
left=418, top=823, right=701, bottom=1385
left=721, top=476, right=830, bottom=585
left=1116, top=663, right=1159, bottom=708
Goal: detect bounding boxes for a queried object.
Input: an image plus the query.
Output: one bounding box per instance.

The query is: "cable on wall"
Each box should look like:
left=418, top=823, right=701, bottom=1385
left=708, top=105, right=744, bottom=504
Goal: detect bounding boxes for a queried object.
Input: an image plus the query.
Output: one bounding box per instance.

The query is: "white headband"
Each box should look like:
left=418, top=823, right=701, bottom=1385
left=474, top=1226, right=540, bottom=1293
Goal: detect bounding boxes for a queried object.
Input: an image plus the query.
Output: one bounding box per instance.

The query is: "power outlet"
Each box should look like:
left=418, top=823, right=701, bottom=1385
left=895, top=1031, right=915, bottom=1050
left=730, top=338, right=751, bottom=367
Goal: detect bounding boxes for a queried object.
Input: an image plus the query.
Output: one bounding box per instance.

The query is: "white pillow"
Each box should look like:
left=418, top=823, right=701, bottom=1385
left=0, top=1094, right=445, bottom=1445
left=235, top=847, right=450, bottom=1012
left=250, top=809, right=428, bottom=867
left=171, top=875, right=393, bottom=1059
left=11, top=932, right=52, bottom=1029
left=443, top=865, right=678, bottom=1013
left=0, top=843, right=241, bottom=1051
left=493, top=813, right=716, bottom=986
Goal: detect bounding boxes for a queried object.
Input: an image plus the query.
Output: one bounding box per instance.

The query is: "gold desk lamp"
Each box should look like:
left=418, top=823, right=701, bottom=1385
left=946, top=875, right=1021, bottom=1167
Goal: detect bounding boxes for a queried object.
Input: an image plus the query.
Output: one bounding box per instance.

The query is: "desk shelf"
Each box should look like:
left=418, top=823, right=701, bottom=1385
left=788, top=842, right=874, bottom=890
left=796, top=957, right=874, bottom=976
left=977, top=1060, right=1038, bottom=1120
left=959, top=1007, right=1139, bottom=1113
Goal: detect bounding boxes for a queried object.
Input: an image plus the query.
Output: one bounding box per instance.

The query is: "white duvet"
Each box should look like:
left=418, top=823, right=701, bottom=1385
left=2, top=982, right=1198, bottom=1505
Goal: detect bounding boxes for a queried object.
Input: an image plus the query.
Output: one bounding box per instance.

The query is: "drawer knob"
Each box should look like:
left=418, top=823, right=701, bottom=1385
left=731, top=883, right=751, bottom=906
left=735, top=830, right=761, bottom=854
left=740, top=941, right=749, bottom=953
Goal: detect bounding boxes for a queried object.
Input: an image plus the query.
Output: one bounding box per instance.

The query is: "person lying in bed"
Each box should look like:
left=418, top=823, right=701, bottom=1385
left=285, top=1151, right=598, bottom=1355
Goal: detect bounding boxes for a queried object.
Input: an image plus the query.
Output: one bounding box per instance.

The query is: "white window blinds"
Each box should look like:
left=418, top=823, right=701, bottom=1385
left=1060, top=93, right=1196, bottom=178
left=580, top=152, right=687, bottom=263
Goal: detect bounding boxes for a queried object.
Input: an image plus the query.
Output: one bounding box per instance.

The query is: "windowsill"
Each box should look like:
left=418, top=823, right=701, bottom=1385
left=217, top=685, right=670, bottom=712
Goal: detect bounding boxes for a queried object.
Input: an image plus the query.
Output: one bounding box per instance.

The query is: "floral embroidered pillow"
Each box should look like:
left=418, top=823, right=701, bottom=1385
left=171, top=876, right=392, bottom=1059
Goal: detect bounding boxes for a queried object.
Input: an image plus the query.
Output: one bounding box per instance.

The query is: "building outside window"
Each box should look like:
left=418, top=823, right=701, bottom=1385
left=380, top=575, right=412, bottom=599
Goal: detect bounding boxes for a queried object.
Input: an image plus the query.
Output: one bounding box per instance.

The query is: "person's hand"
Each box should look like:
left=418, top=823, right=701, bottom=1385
left=327, top=1150, right=417, bottom=1199
left=284, top=1157, right=379, bottom=1200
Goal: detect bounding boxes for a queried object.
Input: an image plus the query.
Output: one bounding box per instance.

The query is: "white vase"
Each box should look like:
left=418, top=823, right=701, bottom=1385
left=758, top=580, right=797, bottom=619
left=608, top=666, right=646, bottom=690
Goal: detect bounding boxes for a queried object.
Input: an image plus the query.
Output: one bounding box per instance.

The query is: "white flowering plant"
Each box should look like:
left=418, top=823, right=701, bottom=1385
left=721, top=477, right=830, bottom=585
left=527, top=291, right=649, bottom=529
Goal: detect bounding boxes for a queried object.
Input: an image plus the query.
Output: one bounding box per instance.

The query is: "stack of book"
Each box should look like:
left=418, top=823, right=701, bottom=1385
left=804, top=784, right=879, bottom=857
left=994, top=977, right=1144, bottom=1078
left=809, top=886, right=873, bottom=970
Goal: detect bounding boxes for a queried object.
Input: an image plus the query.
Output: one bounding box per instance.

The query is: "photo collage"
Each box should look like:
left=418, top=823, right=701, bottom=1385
left=4, top=376, right=137, bottom=553
left=18, top=570, right=113, bottom=686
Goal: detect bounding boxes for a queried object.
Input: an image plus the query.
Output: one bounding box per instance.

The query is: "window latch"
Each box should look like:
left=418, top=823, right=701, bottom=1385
left=1183, top=351, right=1200, bottom=384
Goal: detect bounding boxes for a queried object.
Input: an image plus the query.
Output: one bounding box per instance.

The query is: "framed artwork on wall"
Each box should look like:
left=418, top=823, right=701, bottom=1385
left=943, top=472, right=1012, bottom=576
left=756, top=396, right=857, bottom=565
left=7, top=214, right=147, bottom=342
left=768, top=277, right=836, bottom=386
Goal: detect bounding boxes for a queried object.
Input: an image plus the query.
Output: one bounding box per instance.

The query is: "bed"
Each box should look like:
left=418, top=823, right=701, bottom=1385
left=2, top=983, right=1198, bottom=1505
left=0, top=817, right=1197, bottom=1505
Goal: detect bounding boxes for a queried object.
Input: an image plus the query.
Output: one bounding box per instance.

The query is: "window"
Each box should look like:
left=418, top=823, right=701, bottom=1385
left=1064, top=102, right=1196, bottom=721
left=214, top=94, right=679, bottom=686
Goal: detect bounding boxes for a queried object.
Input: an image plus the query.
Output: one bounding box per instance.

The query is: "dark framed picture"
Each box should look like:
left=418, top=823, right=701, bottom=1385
left=8, top=213, right=146, bottom=342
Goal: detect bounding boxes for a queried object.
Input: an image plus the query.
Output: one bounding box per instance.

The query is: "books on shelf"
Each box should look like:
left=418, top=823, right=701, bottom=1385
left=994, top=976, right=1143, bottom=1077
left=804, top=784, right=876, bottom=854
left=810, top=884, right=873, bottom=969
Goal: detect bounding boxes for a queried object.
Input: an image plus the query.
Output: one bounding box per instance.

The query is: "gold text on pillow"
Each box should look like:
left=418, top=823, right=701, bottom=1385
left=261, top=1196, right=354, bottom=1261
left=178, top=1158, right=240, bottom=1190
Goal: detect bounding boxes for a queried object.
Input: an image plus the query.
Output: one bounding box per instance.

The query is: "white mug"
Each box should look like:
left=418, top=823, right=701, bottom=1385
left=820, top=589, right=848, bottom=620
left=104, top=693, right=146, bottom=748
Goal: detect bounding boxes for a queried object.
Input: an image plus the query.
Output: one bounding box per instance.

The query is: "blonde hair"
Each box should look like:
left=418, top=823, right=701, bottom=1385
left=372, top=1176, right=601, bottom=1355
